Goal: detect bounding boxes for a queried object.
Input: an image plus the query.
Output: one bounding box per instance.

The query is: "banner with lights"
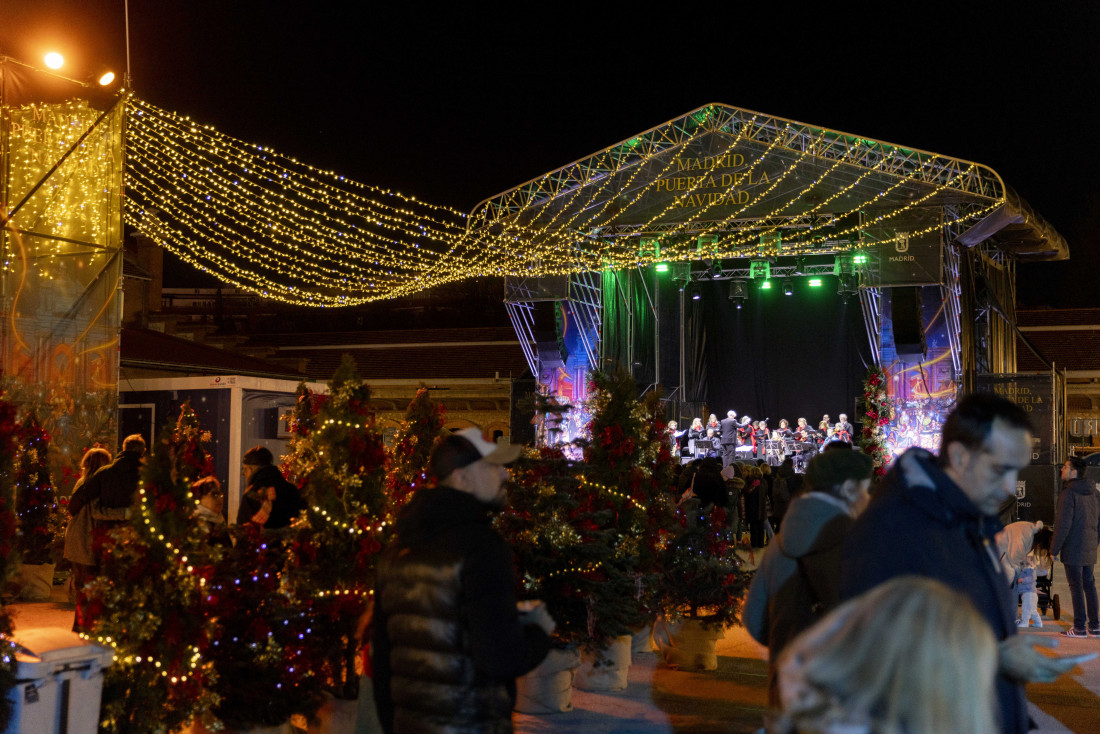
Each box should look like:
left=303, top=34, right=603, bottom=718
left=1, top=97, right=123, bottom=488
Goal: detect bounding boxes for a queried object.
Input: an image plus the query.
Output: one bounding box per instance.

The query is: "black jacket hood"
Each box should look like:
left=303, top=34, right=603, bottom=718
left=396, top=485, right=495, bottom=548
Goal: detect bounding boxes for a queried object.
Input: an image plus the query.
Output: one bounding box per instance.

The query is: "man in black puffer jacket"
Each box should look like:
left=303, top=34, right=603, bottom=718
left=373, top=428, right=554, bottom=734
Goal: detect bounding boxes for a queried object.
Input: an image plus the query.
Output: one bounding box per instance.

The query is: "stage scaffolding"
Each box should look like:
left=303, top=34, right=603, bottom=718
left=479, top=103, right=1068, bottom=422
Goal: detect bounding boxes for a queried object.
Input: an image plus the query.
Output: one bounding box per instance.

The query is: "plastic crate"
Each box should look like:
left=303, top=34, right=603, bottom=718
left=3, top=629, right=113, bottom=734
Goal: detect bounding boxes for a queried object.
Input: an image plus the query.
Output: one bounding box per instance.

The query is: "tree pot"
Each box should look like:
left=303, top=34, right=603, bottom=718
left=515, top=647, right=581, bottom=713
left=631, top=621, right=657, bottom=656
left=574, top=634, right=632, bottom=692
left=307, top=691, right=362, bottom=734
left=16, top=562, right=55, bottom=602
left=653, top=615, right=724, bottom=671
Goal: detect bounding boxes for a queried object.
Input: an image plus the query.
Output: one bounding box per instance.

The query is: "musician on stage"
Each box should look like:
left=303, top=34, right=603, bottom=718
left=706, top=413, right=721, bottom=437
left=753, top=420, right=769, bottom=460
left=794, top=417, right=810, bottom=441
left=687, top=417, right=705, bottom=443
left=667, top=420, right=687, bottom=455
left=776, top=419, right=792, bottom=438
left=737, top=416, right=754, bottom=446
left=833, top=421, right=852, bottom=444
left=719, top=410, right=739, bottom=466
left=703, top=428, right=720, bottom=458
left=837, top=413, right=854, bottom=443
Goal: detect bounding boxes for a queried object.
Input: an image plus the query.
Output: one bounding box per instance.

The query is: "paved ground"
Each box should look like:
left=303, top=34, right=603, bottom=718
left=6, top=554, right=1100, bottom=733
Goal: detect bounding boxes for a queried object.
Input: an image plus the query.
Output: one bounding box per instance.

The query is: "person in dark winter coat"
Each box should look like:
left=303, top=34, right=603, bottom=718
left=840, top=393, right=1087, bottom=734
left=743, top=449, right=873, bottom=705
left=742, top=464, right=768, bottom=548
left=1051, top=456, right=1100, bottom=637
left=235, top=445, right=305, bottom=528
left=372, top=428, right=554, bottom=734
left=82, top=434, right=145, bottom=523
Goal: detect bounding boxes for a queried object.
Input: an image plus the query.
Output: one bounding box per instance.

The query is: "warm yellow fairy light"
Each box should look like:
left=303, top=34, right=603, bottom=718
left=120, top=98, right=1006, bottom=305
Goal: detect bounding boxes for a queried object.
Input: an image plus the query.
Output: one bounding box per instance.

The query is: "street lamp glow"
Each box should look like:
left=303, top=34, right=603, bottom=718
left=44, top=52, right=64, bottom=69
left=98, top=71, right=116, bottom=86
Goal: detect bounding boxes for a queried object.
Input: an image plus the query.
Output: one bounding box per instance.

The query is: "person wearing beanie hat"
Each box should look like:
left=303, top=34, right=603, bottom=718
left=743, top=445, right=874, bottom=706
left=372, top=428, right=553, bottom=734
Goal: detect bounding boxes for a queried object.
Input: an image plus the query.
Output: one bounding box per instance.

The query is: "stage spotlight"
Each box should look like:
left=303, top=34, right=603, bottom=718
left=837, top=274, right=858, bottom=299
left=44, top=52, right=64, bottom=69
left=708, top=259, right=723, bottom=278
left=808, top=278, right=822, bottom=287
left=689, top=283, right=702, bottom=301
left=783, top=279, right=793, bottom=296
left=760, top=280, right=772, bottom=290
left=655, top=262, right=669, bottom=273
left=728, top=279, right=748, bottom=309
left=97, top=70, right=116, bottom=86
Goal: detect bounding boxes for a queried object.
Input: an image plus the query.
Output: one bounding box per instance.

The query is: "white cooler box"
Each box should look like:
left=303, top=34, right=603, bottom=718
left=3, top=629, right=113, bottom=734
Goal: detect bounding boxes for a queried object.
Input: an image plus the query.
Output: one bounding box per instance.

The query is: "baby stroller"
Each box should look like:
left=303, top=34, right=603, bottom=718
left=1035, top=565, right=1060, bottom=620
left=1032, top=526, right=1060, bottom=620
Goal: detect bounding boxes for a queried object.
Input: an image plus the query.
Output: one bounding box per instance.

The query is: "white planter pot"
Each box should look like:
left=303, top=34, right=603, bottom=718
left=16, top=562, right=55, bottom=602
left=653, top=616, right=724, bottom=671
left=631, top=621, right=656, bottom=656
left=515, top=647, right=581, bottom=713
left=307, top=691, right=360, bottom=734
left=574, top=634, right=632, bottom=692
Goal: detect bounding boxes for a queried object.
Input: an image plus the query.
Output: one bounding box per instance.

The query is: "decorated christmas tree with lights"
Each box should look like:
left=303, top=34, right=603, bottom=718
left=385, top=386, right=446, bottom=515
left=202, top=523, right=326, bottom=730
left=13, top=413, right=56, bottom=566
left=500, top=370, right=677, bottom=648
left=580, top=370, right=678, bottom=632
left=87, top=403, right=218, bottom=734
left=282, top=355, right=391, bottom=700
left=656, top=494, right=745, bottom=630
left=859, top=365, right=894, bottom=478
left=0, top=396, right=21, bottom=731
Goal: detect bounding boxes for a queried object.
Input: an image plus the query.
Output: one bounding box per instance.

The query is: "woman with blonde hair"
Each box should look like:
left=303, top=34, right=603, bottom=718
left=64, top=446, right=114, bottom=632
left=773, top=576, right=998, bottom=734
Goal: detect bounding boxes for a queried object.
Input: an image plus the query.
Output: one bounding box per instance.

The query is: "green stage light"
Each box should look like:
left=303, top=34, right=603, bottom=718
left=809, top=278, right=822, bottom=287
left=853, top=254, right=868, bottom=265
left=655, top=262, right=669, bottom=272
left=760, top=280, right=772, bottom=290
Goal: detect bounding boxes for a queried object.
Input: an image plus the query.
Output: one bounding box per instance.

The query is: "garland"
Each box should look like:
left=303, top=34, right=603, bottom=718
left=859, top=365, right=894, bottom=478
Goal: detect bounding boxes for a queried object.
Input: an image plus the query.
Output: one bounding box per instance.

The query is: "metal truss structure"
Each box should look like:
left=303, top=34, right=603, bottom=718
left=488, top=103, right=1069, bottom=405
left=471, top=104, right=1005, bottom=226
left=504, top=272, right=602, bottom=379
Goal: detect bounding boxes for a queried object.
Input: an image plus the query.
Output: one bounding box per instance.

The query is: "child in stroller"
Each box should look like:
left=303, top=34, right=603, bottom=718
left=1030, top=526, right=1059, bottom=621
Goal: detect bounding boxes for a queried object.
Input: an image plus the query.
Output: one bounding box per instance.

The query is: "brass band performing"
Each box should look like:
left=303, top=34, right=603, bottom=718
left=667, top=410, right=854, bottom=471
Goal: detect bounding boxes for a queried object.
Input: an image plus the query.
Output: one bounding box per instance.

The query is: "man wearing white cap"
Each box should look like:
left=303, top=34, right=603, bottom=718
left=372, top=427, right=555, bottom=734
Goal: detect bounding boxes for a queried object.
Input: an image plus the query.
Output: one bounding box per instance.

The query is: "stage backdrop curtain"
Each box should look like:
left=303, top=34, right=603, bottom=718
left=601, top=269, right=656, bottom=384
left=687, top=278, right=869, bottom=429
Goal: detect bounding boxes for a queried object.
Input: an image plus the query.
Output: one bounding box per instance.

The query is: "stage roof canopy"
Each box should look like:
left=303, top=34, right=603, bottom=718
left=471, top=103, right=1068, bottom=268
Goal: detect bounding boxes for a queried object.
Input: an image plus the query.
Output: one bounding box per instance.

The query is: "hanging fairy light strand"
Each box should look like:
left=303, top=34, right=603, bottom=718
left=124, top=98, right=1006, bottom=305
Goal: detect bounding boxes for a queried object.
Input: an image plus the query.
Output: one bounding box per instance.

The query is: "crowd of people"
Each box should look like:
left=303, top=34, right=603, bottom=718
left=62, top=438, right=306, bottom=633
left=55, top=392, right=1100, bottom=734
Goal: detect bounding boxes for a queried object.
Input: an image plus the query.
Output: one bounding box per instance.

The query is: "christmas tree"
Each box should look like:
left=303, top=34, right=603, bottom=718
left=385, top=386, right=445, bottom=514
left=0, top=396, right=21, bottom=731
left=578, top=370, right=677, bottom=635
left=85, top=403, right=218, bottom=734
left=201, top=523, right=325, bottom=729
left=858, top=365, right=894, bottom=478
left=500, top=371, right=678, bottom=649
left=501, top=446, right=637, bottom=648
left=13, top=414, right=56, bottom=565
left=282, top=355, right=390, bottom=700
left=656, top=498, right=745, bottom=630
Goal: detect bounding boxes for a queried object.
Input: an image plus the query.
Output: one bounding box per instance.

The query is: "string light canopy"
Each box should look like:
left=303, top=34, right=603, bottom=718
left=123, top=99, right=1064, bottom=306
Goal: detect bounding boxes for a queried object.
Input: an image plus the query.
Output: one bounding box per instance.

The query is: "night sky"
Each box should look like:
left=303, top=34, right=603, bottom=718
left=3, top=1, right=1098, bottom=307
